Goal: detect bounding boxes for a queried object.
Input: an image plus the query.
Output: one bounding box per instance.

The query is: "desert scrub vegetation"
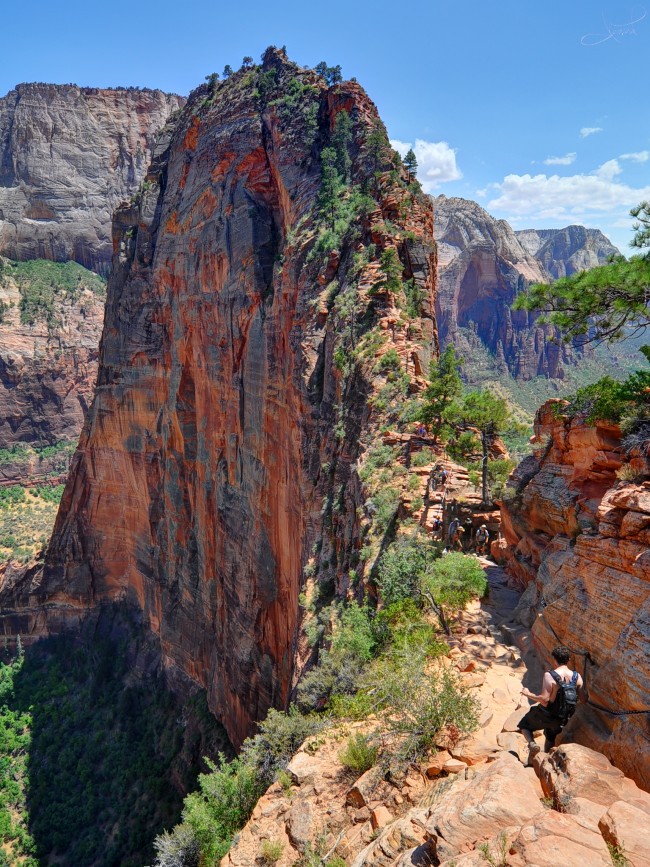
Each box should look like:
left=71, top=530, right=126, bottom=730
left=153, top=709, right=323, bottom=866
left=0, top=258, right=105, bottom=328
left=153, top=540, right=483, bottom=865
left=0, top=486, right=63, bottom=565
left=0, top=611, right=228, bottom=867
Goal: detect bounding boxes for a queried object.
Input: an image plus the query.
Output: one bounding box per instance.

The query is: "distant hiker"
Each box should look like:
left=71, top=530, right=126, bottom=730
left=518, top=645, right=583, bottom=761
left=475, top=524, right=489, bottom=555
left=417, top=423, right=427, bottom=438
left=440, top=468, right=449, bottom=488
left=447, top=517, right=459, bottom=546
left=431, top=516, right=442, bottom=539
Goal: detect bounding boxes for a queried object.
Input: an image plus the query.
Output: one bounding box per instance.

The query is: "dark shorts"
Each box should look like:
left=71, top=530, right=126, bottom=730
left=518, top=705, right=564, bottom=740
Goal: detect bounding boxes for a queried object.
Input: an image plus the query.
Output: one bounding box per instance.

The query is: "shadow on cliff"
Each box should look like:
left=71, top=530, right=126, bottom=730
left=7, top=603, right=231, bottom=867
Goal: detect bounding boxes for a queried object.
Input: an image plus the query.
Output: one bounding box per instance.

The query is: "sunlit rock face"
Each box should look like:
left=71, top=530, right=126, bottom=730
left=433, top=196, right=619, bottom=380
left=0, top=84, right=184, bottom=273
left=500, top=400, right=650, bottom=790
left=1, top=51, right=438, bottom=747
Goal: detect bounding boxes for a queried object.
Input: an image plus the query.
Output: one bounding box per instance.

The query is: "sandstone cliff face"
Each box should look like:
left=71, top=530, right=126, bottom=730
left=0, top=84, right=185, bottom=273
left=0, top=260, right=104, bottom=448
left=500, top=401, right=650, bottom=789
left=516, top=225, right=619, bottom=280
left=0, top=51, right=437, bottom=747
left=434, top=197, right=616, bottom=380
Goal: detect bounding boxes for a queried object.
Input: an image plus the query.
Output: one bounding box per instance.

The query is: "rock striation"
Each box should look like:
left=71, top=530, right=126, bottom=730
left=0, top=50, right=437, bottom=748
left=0, top=260, right=105, bottom=449
left=434, top=196, right=618, bottom=380
left=516, top=225, right=619, bottom=280
left=0, top=84, right=185, bottom=273
left=500, top=400, right=650, bottom=790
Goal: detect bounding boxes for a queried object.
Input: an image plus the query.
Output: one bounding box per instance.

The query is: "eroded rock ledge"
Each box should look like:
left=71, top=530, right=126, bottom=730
left=500, top=400, right=650, bottom=790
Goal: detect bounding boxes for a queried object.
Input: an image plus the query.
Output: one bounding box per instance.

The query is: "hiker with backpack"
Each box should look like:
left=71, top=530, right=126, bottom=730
left=518, top=645, right=583, bottom=762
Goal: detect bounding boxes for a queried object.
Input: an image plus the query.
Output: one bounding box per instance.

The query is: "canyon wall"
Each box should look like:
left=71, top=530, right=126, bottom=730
left=0, top=261, right=105, bottom=449
left=434, top=196, right=618, bottom=380
left=516, top=225, right=619, bottom=280
left=0, top=84, right=185, bottom=273
left=500, top=401, right=650, bottom=789
left=0, top=50, right=437, bottom=747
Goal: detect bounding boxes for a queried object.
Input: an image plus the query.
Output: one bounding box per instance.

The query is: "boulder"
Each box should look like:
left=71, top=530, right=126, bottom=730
left=510, top=809, right=611, bottom=866
left=598, top=800, right=650, bottom=867
left=346, top=766, right=384, bottom=808
left=539, top=744, right=650, bottom=812
left=425, top=753, right=542, bottom=860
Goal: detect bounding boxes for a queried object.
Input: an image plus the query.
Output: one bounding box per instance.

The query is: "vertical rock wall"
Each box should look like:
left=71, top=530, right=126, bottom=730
left=0, top=84, right=185, bottom=273
left=1, top=52, right=437, bottom=746
left=500, top=401, right=650, bottom=789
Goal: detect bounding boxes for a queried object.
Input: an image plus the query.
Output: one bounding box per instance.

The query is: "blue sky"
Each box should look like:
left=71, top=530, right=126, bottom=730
left=2, top=0, right=648, bottom=251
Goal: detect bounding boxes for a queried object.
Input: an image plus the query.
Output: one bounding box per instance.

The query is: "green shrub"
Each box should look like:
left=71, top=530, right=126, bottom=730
left=377, top=348, right=400, bottom=371
left=372, top=598, right=445, bottom=657
left=182, top=754, right=262, bottom=863
left=260, top=839, right=284, bottom=864
left=338, top=733, right=378, bottom=774
left=373, top=487, right=400, bottom=534
left=421, top=553, right=487, bottom=634
left=0, top=486, right=26, bottom=509
left=411, top=448, right=435, bottom=467
left=376, top=533, right=438, bottom=605
left=370, top=652, right=479, bottom=765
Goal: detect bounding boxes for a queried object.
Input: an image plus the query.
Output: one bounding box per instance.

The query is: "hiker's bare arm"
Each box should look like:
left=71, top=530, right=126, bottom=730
left=521, top=672, right=555, bottom=706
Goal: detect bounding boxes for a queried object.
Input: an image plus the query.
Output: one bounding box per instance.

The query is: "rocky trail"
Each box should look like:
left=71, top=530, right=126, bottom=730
left=225, top=559, right=650, bottom=867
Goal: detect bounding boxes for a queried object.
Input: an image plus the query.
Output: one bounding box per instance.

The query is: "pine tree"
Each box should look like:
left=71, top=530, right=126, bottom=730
left=418, top=345, right=463, bottom=442
left=447, top=390, right=510, bottom=504
left=318, top=147, right=341, bottom=229
left=404, top=148, right=418, bottom=182
left=222, top=65, right=233, bottom=79
left=331, top=111, right=353, bottom=182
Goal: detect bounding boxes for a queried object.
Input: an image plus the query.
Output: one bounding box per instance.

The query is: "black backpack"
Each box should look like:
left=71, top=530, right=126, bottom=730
left=549, top=670, right=579, bottom=722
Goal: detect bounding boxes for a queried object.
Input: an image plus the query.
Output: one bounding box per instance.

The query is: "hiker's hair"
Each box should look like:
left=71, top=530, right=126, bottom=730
left=552, top=645, right=571, bottom=665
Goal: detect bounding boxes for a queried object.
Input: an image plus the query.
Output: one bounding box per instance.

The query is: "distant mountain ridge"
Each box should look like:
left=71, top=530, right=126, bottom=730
left=0, top=83, right=185, bottom=273
left=515, top=224, right=619, bottom=280
left=433, top=195, right=619, bottom=381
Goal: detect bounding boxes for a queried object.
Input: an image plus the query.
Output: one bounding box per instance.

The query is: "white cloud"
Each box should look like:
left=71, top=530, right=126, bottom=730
left=620, top=150, right=650, bottom=162
left=391, top=138, right=462, bottom=192
left=580, top=126, right=603, bottom=138
left=595, top=159, right=622, bottom=181
left=543, top=152, right=577, bottom=166
left=485, top=161, right=650, bottom=223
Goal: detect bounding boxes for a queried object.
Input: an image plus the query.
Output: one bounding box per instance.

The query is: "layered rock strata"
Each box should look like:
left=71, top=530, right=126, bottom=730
left=500, top=401, right=650, bottom=789
left=433, top=196, right=618, bottom=380
left=516, top=225, right=619, bottom=280
left=0, top=261, right=104, bottom=449
left=0, top=84, right=184, bottom=272
left=0, top=51, right=437, bottom=747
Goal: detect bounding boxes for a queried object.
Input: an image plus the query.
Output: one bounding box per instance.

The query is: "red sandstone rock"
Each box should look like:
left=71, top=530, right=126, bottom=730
left=598, top=800, right=650, bottom=867
left=0, top=52, right=439, bottom=747
left=500, top=402, right=650, bottom=790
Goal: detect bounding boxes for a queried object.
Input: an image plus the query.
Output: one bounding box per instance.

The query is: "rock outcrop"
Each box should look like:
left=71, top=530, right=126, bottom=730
left=0, top=84, right=184, bottom=273
left=516, top=225, right=619, bottom=280
left=224, top=561, right=650, bottom=866
left=0, top=259, right=105, bottom=449
left=500, top=400, right=650, bottom=790
left=433, top=196, right=618, bottom=380
left=0, top=50, right=437, bottom=748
